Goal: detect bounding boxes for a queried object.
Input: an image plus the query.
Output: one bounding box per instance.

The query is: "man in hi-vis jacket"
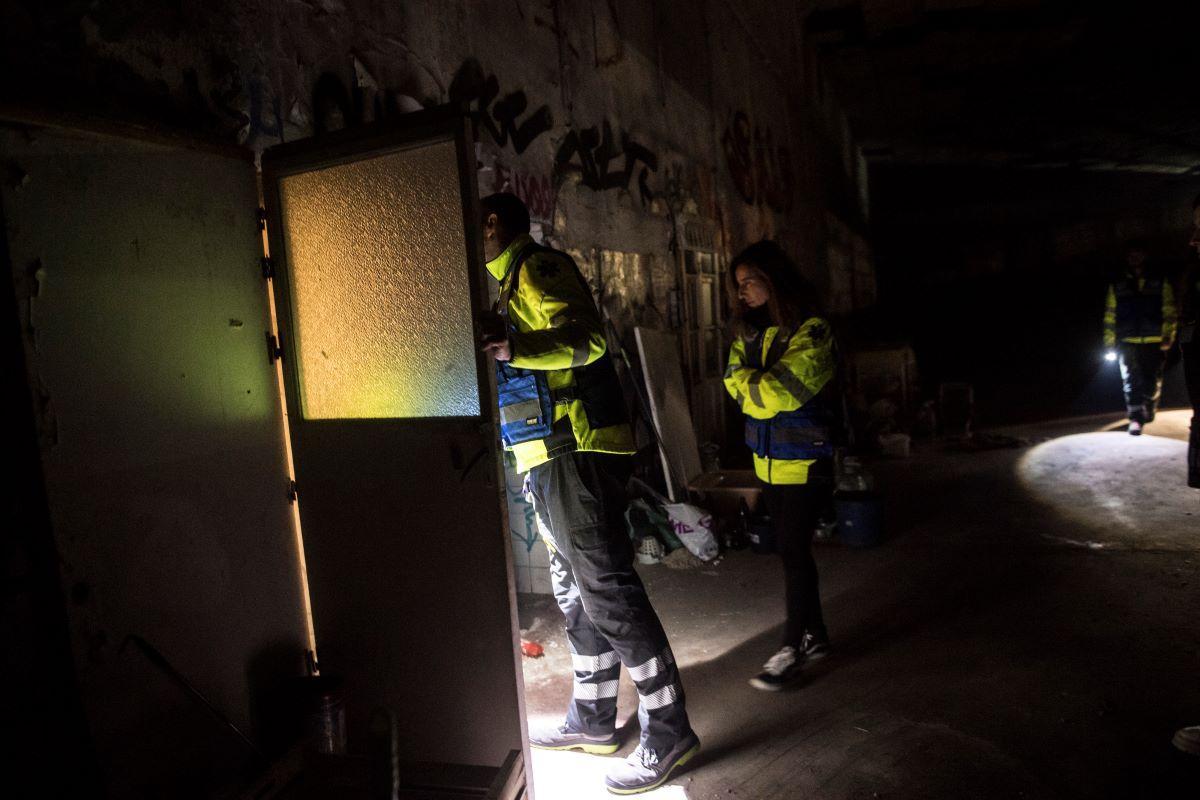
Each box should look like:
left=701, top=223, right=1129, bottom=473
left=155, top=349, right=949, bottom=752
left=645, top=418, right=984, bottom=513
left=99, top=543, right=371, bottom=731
left=1103, top=242, right=1177, bottom=434
left=477, top=193, right=699, bottom=795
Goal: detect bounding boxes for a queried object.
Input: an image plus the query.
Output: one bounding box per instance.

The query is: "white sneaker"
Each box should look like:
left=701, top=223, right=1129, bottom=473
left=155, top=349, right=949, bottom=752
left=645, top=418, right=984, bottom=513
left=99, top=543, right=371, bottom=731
left=1173, top=725, right=1200, bottom=756
left=748, top=645, right=802, bottom=691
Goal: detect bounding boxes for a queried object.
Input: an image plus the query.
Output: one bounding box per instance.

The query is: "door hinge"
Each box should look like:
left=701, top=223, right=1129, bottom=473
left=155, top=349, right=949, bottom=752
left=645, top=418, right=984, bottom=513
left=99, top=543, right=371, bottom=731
left=287, top=479, right=298, bottom=503
left=265, top=332, right=284, bottom=364
left=260, top=256, right=275, bottom=280
left=257, top=206, right=267, bottom=230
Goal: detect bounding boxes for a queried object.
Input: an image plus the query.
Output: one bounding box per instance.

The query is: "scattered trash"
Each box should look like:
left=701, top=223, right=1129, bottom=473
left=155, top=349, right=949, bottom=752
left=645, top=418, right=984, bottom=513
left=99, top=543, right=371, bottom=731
left=520, top=640, right=544, bottom=658
left=836, top=454, right=875, bottom=493
left=636, top=535, right=664, bottom=565
left=722, top=506, right=748, bottom=552
left=814, top=514, right=837, bottom=542
left=662, top=546, right=705, bottom=570
left=747, top=515, right=775, bottom=555
left=663, top=502, right=719, bottom=561
left=626, top=497, right=683, bottom=553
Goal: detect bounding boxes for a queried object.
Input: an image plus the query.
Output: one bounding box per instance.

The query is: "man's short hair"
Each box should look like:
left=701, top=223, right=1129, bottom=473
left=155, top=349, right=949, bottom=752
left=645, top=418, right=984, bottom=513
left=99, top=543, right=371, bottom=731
left=480, top=192, right=530, bottom=235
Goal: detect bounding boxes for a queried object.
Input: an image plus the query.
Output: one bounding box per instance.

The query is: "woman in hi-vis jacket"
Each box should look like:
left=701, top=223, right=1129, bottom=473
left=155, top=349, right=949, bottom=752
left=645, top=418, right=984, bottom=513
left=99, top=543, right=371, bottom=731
left=723, top=240, right=837, bottom=691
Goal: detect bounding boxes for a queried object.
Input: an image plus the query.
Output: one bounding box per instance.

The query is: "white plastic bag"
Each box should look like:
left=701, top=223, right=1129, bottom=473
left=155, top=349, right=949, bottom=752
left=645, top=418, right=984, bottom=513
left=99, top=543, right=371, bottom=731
left=663, top=503, right=718, bottom=561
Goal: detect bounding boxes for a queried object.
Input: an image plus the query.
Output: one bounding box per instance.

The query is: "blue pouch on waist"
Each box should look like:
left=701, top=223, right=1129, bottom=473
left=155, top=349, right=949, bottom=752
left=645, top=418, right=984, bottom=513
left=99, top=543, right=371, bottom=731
left=496, top=362, right=555, bottom=447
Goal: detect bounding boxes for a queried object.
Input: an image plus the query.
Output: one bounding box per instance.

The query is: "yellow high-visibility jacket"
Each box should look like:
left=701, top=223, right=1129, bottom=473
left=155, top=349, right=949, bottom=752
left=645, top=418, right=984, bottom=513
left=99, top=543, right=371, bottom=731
left=1103, top=276, right=1177, bottom=347
left=487, top=234, right=634, bottom=473
left=724, top=317, right=836, bottom=485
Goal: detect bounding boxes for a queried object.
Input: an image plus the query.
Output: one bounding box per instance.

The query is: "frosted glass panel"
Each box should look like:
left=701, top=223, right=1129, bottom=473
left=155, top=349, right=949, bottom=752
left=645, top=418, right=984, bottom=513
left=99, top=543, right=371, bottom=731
left=278, top=141, right=480, bottom=419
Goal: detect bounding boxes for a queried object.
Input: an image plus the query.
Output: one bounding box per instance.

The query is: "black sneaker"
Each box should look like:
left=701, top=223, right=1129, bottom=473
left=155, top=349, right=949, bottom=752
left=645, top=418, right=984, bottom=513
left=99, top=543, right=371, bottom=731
left=1129, top=420, right=1144, bottom=436
left=800, top=631, right=831, bottom=661
left=748, top=645, right=803, bottom=691
left=529, top=722, right=619, bottom=754
left=604, top=732, right=701, bottom=794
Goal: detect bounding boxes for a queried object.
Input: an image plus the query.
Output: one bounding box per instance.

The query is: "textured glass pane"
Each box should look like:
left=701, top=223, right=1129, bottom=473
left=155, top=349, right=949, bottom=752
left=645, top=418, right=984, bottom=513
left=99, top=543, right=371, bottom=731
left=278, top=141, right=480, bottom=419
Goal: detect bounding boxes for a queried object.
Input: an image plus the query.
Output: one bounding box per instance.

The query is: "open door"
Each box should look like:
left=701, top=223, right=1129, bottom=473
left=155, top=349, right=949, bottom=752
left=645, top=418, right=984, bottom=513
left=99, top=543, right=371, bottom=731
left=1, top=118, right=309, bottom=795
left=260, top=108, right=526, bottom=769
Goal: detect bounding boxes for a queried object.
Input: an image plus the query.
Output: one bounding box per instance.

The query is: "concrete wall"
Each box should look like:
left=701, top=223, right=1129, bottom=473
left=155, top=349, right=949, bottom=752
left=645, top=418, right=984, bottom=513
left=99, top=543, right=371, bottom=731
left=1, top=0, right=869, bottom=311
left=0, top=0, right=871, bottom=787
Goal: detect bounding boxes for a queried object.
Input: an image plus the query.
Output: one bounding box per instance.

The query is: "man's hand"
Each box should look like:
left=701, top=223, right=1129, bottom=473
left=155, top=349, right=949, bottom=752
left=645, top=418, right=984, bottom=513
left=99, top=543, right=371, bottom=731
left=1161, top=338, right=1175, bottom=351
left=479, top=311, right=513, bottom=362
left=482, top=338, right=512, bottom=361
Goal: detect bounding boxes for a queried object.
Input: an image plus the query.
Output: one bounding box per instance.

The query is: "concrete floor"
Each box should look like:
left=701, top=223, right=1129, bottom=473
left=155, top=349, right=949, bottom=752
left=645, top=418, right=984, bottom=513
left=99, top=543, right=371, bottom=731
left=516, top=410, right=1200, bottom=800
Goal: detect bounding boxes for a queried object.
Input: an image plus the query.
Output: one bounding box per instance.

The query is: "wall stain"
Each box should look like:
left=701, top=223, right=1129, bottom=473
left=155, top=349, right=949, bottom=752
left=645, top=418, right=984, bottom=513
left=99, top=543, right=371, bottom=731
left=721, top=110, right=793, bottom=213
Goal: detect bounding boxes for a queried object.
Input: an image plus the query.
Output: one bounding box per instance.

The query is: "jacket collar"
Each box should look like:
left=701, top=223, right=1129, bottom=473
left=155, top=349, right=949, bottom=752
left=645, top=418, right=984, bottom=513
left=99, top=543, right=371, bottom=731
left=486, top=233, right=534, bottom=281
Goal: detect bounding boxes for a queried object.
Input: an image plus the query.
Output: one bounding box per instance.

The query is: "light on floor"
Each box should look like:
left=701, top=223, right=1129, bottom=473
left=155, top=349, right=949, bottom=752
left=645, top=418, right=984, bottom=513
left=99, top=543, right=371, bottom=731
left=1015, top=413, right=1193, bottom=549
left=530, top=747, right=690, bottom=800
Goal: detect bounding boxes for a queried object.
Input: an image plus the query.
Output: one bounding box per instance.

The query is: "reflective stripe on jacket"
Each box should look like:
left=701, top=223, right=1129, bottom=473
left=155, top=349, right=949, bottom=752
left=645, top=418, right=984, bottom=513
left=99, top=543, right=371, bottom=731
left=1103, top=275, right=1177, bottom=346
left=723, top=317, right=835, bottom=485
left=487, top=234, right=634, bottom=472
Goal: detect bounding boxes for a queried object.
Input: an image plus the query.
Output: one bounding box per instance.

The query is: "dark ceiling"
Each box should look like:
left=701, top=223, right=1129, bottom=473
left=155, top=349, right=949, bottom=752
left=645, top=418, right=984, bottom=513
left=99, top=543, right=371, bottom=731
left=806, top=0, right=1200, bottom=174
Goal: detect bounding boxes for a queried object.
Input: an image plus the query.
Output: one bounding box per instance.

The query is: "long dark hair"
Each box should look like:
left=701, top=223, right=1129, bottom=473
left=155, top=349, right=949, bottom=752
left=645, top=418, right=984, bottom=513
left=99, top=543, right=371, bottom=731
left=726, top=240, right=822, bottom=339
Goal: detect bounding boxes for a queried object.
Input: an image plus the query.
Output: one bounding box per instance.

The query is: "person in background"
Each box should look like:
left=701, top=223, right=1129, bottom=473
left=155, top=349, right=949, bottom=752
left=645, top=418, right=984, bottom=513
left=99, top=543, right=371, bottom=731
left=1103, top=240, right=1178, bottom=435
left=723, top=240, right=836, bottom=691
left=1170, top=194, right=1200, bottom=761
left=477, top=192, right=699, bottom=794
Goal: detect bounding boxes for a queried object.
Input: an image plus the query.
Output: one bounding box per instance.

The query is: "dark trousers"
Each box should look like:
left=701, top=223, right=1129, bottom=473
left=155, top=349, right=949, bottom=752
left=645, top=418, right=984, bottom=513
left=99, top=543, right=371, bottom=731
left=1118, top=342, right=1167, bottom=422
left=525, top=452, right=692, bottom=752
left=764, top=481, right=831, bottom=648
left=1183, top=334, right=1200, bottom=486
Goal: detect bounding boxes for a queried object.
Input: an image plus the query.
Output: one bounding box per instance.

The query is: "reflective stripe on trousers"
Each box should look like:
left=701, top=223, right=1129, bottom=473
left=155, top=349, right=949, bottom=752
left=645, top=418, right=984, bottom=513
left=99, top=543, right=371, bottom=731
left=527, top=452, right=693, bottom=752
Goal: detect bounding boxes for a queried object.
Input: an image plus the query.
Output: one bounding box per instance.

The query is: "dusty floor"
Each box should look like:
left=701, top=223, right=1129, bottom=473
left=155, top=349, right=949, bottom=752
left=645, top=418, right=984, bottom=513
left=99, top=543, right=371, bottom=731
left=516, top=410, right=1200, bottom=800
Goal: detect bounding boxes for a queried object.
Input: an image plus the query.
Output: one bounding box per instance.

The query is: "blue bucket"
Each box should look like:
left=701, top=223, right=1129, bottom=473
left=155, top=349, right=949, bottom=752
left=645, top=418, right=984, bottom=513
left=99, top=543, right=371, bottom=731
left=835, top=491, right=883, bottom=547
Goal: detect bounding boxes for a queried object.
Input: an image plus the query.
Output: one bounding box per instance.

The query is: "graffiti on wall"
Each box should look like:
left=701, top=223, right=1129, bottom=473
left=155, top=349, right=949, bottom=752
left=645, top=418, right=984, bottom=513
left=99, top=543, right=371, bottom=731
left=231, top=53, right=663, bottom=217
left=721, top=111, right=794, bottom=213
left=554, top=119, right=659, bottom=206
left=508, top=485, right=541, bottom=553
left=449, top=58, right=554, bottom=155
left=493, top=164, right=556, bottom=222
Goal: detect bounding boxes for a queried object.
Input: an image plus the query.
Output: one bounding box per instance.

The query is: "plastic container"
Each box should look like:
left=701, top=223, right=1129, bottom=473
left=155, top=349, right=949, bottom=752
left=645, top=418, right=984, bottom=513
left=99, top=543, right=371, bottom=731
left=636, top=535, right=664, bottom=564
left=834, top=491, right=884, bottom=547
